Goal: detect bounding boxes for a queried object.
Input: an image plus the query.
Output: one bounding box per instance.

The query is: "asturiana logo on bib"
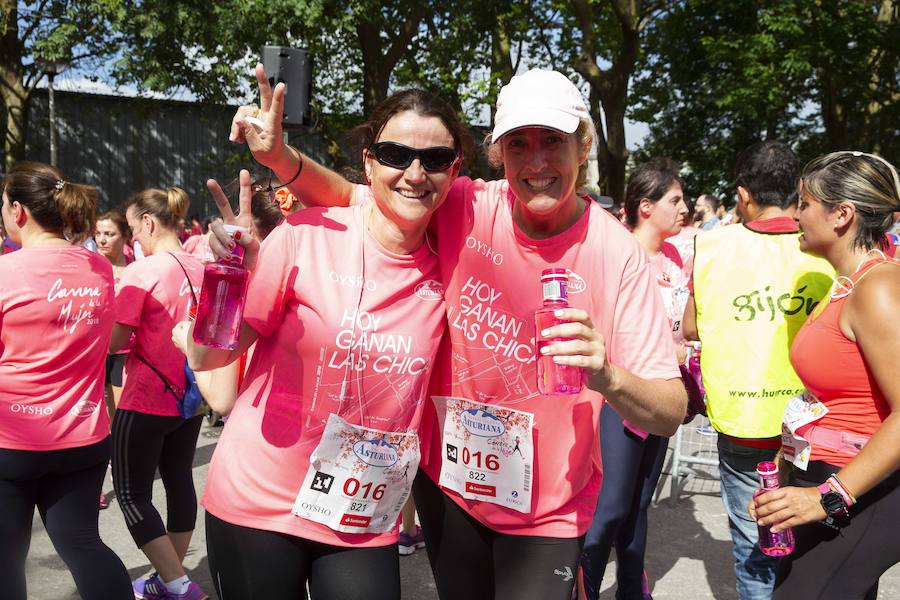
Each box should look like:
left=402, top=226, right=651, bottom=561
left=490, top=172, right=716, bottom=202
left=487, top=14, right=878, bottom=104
left=567, top=270, right=586, bottom=294
left=415, top=280, right=444, bottom=301
left=353, top=439, right=399, bottom=467
left=460, top=408, right=505, bottom=438
left=70, top=400, right=99, bottom=417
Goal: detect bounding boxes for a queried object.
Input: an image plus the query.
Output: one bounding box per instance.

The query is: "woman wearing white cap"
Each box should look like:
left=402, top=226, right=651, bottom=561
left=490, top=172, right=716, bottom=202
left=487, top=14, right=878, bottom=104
left=229, top=66, right=686, bottom=599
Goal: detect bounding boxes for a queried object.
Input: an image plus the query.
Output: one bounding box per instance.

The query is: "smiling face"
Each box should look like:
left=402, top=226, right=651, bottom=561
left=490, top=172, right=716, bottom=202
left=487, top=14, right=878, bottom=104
left=500, top=127, right=589, bottom=231
left=363, top=110, right=459, bottom=230
left=95, top=218, right=126, bottom=260
left=642, top=182, right=688, bottom=238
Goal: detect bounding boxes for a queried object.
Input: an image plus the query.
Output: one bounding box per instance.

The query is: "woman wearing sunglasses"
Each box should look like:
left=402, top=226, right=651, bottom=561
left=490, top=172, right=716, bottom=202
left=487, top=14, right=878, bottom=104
left=229, top=67, right=686, bottom=600
left=184, top=77, right=470, bottom=600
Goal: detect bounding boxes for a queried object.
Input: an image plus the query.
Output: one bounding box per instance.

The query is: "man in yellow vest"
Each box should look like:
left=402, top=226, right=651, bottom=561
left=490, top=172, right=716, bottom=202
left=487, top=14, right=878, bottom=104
left=683, top=141, right=833, bottom=600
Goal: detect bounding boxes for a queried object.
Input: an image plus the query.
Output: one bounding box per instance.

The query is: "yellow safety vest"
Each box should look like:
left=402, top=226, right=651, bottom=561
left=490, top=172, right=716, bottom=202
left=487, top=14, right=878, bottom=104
left=693, top=224, right=833, bottom=438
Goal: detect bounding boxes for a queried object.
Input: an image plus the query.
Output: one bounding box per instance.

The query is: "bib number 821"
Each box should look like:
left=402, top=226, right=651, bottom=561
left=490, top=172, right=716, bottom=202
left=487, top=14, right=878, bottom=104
left=342, top=478, right=386, bottom=500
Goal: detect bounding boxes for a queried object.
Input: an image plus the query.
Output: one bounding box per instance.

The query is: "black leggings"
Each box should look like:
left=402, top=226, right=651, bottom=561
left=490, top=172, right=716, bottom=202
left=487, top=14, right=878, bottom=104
left=582, top=403, right=669, bottom=599
left=205, top=512, right=401, bottom=600
left=0, top=437, right=132, bottom=600
left=111, top=410, right=203, bottom=547
left=413, top=471, right=584, bottom=600
left=773, top=462, right=900, bottom=600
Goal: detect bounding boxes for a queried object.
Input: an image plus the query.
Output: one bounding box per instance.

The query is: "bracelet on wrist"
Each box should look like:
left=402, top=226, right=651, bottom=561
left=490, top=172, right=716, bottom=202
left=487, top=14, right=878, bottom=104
left=272, top=145, right=303, bottom=190
left=828, top=474, right=856, bottom=507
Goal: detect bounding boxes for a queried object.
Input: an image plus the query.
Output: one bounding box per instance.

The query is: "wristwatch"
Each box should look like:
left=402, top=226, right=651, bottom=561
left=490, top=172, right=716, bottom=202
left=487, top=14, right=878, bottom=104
left=818, top=481, right=849, bottom=517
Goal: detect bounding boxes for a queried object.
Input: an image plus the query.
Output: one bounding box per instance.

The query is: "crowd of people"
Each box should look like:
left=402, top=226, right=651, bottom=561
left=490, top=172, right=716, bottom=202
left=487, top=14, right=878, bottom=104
left=1, top=63, right=898, bottom=600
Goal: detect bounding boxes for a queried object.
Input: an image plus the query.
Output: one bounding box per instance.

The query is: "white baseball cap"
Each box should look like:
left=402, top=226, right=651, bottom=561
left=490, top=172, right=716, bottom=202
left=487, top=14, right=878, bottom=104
left=491, top=69, right=591, bottom=142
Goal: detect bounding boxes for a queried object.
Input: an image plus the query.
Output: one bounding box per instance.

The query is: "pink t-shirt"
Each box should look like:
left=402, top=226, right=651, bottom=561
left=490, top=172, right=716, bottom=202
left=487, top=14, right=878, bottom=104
left=420, top=178, right=680, bottom=538
left=668, top=226, right=701, bottom=273
left=202, top=203, right=446, bottom=548
left=116, top=251, right=203, bottom=416
left=0, top=246, right=114, bottom=450
left=183, top=234, right=214, bottom=263
left=648, top=241, right=691, bottom=344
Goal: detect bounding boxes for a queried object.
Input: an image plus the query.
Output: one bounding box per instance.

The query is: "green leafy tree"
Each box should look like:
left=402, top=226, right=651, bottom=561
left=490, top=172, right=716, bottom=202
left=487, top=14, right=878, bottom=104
left=631, top=0, right=898, bottom=197
left=1, top=0, right=122, bottom=170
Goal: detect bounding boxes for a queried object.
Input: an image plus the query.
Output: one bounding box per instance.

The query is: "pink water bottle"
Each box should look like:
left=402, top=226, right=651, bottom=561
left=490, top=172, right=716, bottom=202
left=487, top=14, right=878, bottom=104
left=534, top=268, right=584, bottom=395
left=193, top=225, right=250, bottom=350
left=755, top=461, right=795, bottom=556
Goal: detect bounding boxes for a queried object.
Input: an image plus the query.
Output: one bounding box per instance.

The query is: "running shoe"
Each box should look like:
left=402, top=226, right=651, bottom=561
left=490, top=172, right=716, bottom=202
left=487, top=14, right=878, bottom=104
left=165, top=581, right=208, bottom=600
left=99, top=492, right=109, bottom=510
left=398, top=526, right=426, bottom=555
left=132, top=573, right=166, bottom=600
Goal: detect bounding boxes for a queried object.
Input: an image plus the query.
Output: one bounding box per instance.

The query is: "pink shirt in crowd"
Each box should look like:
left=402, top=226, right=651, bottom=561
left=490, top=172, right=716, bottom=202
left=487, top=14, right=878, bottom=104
left=419, top=177, right=680, bottom=538
left=115, top=251, right=203, bottom=417
left=202, top=202, right=446, bottom=548
left=0, top=246, right=114, bottom=450
left=183, top=234, right=215, bottom=263
left=648, top=241, right=691, bottom=345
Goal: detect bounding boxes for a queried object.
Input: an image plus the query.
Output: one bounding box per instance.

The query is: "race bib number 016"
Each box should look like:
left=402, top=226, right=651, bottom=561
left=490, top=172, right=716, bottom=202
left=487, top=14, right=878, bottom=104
left=434, top=396, right=534, bottom=514
left=292, top=413, right=419, bottom=534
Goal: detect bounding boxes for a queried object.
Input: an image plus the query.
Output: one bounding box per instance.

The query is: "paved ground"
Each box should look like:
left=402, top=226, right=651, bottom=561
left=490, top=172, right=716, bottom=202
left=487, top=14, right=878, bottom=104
left=25, top=418, right=899, bottom=599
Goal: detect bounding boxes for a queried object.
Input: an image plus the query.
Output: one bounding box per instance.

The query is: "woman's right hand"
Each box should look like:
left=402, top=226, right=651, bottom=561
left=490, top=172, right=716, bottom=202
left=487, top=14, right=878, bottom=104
left=229, top=63, right=290, bottom=168
left=206, top=169, right=260, bottom=271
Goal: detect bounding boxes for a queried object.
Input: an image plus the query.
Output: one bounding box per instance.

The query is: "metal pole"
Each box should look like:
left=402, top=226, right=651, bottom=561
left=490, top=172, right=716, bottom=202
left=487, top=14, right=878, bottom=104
left=48, top=73, right=57, bottom=166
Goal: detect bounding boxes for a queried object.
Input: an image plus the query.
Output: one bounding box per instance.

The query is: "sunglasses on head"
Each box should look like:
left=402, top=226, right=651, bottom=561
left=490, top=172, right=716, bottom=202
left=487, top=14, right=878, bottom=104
left=369, top=142, right=458, bottom=172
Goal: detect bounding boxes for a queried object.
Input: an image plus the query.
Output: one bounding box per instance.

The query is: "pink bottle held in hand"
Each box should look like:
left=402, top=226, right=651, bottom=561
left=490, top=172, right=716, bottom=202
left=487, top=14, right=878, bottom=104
left=755, top=461, right=795, bottom=556
left=193, top=225, right=250, bottom=350
left=534, top=268, right=585, bottom=395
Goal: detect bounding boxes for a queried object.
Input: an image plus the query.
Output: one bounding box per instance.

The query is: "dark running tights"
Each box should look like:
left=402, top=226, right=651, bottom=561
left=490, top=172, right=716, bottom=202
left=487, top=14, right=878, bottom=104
left=581, top=403, right=669, bottom=599
left=0, top=437, right=132, bottom=600
left=413, top=471, right=584, bottom=600
left=205, top=512, right=401, bottom=600
left=111, top=410, right=203, bottom=547
left=773, top=464, right=900, bottom=600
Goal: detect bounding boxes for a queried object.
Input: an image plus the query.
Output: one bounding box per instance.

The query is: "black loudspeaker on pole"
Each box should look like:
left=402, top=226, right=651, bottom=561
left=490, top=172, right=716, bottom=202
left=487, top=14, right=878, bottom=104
left=261, top=46, right=313, bottom=129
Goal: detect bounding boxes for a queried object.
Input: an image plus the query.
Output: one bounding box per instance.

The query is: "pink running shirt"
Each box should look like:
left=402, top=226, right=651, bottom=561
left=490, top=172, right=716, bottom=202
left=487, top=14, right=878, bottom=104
left=0, top=246, right=114, bottom=450
left=202, top=202, right=446, bottom=548
left=419, top=177, right=680, bottom=538
left=115, top=251, right=203, bottom=417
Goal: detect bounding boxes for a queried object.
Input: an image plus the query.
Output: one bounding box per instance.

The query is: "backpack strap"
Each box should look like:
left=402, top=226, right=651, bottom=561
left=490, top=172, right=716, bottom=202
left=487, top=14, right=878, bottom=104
left=131, top=352, right=184, bottom=402
left=168, top=251, right=199, bottom=307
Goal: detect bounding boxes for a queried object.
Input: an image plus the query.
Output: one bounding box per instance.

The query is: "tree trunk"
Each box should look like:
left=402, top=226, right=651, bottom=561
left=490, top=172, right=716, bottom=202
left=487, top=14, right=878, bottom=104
left=355, top=4, right=425, bottom=118
left=569, top=0, right=642, bottom=203
left=0, top=0, right=27, bottom=170
left=489, top=8, right=514, bottom=126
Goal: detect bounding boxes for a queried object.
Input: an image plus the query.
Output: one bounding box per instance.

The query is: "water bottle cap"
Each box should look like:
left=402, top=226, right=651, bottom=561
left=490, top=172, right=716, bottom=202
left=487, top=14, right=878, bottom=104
left=540, top=268, right=569, bottom=281
left=757, top=461, right=778, bottom=476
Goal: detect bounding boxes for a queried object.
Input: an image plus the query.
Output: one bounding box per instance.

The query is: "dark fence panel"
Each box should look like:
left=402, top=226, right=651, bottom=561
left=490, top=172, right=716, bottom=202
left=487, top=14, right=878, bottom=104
left=20, top=89, right=340, bottom=218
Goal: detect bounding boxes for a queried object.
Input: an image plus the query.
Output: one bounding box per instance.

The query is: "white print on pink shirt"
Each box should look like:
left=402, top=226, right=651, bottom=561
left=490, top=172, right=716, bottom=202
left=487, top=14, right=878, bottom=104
left=326, top=309, right=428, bottom=377
left=10, top=403, right=54, bottom=416
left=465, top=236, right=504, bottom=266
left=451, top=276, right=533, bottom=365
left=179, top=277, right=201, bottom=298
left=329, top=270, right=378, bottom=291
left=47, top=277, right=102, bottom=334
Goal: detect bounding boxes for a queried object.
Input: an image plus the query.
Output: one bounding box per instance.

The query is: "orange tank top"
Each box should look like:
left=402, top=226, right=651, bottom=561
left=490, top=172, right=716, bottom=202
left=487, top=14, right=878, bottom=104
left=789, top=259, right=897, bottom=467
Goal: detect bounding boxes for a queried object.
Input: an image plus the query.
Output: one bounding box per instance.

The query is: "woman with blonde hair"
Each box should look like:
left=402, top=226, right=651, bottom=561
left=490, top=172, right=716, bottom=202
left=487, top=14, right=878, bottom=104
left=0, top=162, right=131, bottom=599
left=109, top=186, right=207, bottom=600
left=752, top=152, right=900, bottom=599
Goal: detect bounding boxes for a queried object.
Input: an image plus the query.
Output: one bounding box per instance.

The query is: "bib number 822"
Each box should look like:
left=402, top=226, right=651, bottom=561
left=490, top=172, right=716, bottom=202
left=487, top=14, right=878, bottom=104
left=342, top=478, right=386, bottom=500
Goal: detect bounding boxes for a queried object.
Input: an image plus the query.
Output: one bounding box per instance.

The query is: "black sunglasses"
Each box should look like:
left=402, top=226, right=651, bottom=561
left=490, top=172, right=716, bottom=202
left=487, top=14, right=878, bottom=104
left=369, top=142, right=458, bottom=172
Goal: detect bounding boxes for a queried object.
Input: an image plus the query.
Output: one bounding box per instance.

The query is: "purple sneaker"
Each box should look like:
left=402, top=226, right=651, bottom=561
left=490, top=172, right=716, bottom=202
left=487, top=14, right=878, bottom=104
left=132, top=573, right=166, bottom=600
left=165, top=582, right=208, bottom=600
left=398, top=525, right=425, bottom=556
